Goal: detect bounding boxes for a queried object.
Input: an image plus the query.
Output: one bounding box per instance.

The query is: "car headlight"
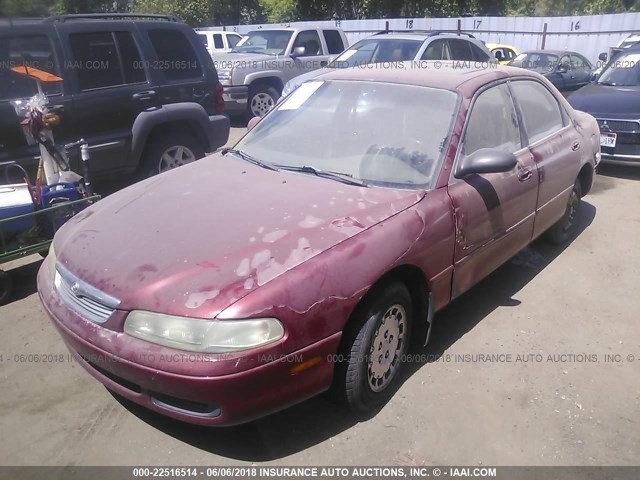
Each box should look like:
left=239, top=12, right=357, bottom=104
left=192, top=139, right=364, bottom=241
left=47, top=243, right=57, bottom=277
left=124, top=311, right=284, bottom=353
left=281, top=81, right=293, bottom=99
left=217, top=68, right=232, bottom=85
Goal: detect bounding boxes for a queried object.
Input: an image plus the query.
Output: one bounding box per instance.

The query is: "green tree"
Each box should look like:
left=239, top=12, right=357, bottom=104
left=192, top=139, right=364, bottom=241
left=258, top=0, right=296, bottom=22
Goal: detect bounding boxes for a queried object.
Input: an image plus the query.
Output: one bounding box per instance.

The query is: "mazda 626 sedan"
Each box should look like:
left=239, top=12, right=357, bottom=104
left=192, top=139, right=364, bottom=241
left=38, top=62, right=599, bottom=426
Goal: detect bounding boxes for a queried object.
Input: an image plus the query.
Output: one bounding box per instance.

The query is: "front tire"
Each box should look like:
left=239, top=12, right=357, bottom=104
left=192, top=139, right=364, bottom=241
left=337, top=282, right=412, bottom=413
left=247, top=84, right=279, bottom=119
left=545, top=179, right=582, bottom=245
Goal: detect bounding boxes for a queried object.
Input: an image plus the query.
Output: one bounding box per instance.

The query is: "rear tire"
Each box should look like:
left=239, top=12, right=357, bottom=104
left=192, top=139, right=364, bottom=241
left=545, top=179, right=582, bottom=245
left=0, top=270, right=13, bottom=306
left=335, top=281, right=412, bottom=413
left=139, top=131, right=205, bottom=180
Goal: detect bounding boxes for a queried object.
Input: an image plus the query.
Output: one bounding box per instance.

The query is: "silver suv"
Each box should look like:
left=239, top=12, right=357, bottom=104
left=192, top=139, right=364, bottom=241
left=282, top=31, right=496, bottom=98
left=212, top=26, right=348, bottom=118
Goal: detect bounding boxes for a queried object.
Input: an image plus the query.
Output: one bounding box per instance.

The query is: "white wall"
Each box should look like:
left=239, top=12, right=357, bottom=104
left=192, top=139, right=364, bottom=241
left=211, top=13, right=640, bottom=64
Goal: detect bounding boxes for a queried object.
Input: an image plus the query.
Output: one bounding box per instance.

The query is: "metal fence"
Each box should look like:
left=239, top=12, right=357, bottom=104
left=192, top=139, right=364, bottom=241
left=199, top=13, right=640, bottom=64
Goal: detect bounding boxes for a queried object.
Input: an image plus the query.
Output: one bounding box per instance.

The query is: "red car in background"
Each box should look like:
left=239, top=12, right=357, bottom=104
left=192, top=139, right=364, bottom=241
left=38, top=62, right=599, bottom=426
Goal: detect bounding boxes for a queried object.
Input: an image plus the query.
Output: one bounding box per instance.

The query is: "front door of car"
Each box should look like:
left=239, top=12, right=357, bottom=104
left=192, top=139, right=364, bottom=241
left=509, top=80, right=582, bottom=238
left=570, top=54, right=592, bottom=89
left=58, top=24, right=154, bottom=175
left=447, top=82, right=539, bottom=298
left=287, top=30, right=328, bottom=82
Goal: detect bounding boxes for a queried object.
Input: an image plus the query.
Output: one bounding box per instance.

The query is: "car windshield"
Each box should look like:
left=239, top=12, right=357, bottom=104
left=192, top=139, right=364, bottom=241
left=509, top=52, right=559, bottom=71
left=598, top=52, right=640, bottom=86
left=231, top=30, right=292, bottom=55
left=328, top=39, right=423, bottom=68
left=235, top=80, right=458, bottom=189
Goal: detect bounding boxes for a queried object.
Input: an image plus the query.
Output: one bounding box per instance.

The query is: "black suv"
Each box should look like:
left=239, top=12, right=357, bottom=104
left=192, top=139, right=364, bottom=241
left=0, top=14, right=230, bottom=179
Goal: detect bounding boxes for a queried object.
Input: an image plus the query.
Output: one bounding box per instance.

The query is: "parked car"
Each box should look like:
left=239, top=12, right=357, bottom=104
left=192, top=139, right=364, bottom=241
left=38, top=62, right=598, bottom=426
left=281, top=31, right=496, bottom=98
left=508, top=50, right=593, bottom=91
left=0, top=14, right=230, bottom=179
left=485, top=43, right=518, bottom=65
left=593, top=33, right=640, bottom=79
left=212, top=26, right=348, bottom=118
left=567, top=45, right=640, bottom=166
left=195, top=28, right=243, bottom=55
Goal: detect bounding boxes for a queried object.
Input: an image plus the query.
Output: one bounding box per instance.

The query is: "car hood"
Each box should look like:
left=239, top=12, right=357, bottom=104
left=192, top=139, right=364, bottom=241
left=284, top=68, right=329, bottom=92
left=211, top=52, right=281, bottom=66
left=567, top=83, right=640, bottom=117
left=55, top=154, right=424, bottom=318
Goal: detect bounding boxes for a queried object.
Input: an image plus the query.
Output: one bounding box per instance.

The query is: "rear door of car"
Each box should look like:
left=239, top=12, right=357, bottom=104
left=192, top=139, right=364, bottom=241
left=448, top=82, right=538, bottom=298
left=421, top=39, right=451, bottom=60
left=140, top=24, right=215, bottom=115
left=0, top=27, right=72, bottom=172
left=57, top=21, right=153, bottom=174
left=509, top=79, right=582, bottom=238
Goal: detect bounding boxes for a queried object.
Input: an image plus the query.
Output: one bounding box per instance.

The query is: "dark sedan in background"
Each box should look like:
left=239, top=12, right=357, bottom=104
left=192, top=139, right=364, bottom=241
left=567, top=45, right=640, bottom=166
left=509, top=50, right=593, bottom=92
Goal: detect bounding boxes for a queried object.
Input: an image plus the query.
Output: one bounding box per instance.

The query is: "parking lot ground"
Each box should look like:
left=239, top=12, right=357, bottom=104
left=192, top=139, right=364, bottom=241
left=0, top=161, right=638, bottom=467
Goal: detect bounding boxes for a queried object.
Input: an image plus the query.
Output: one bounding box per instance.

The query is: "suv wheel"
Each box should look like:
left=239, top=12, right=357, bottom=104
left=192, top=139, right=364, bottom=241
left=248, top=84, right=279, bottom=119
left=140, top=131, right=205, bottom=179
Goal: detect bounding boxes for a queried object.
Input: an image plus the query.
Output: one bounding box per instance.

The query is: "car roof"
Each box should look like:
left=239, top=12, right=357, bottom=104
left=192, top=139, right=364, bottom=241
left=521, top=49, right=580, bottom=56
left=312, top=61, right=540, bottom=95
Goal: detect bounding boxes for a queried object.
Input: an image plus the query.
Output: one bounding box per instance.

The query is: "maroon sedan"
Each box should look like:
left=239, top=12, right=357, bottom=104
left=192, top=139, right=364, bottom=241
left=38, top=63, right=599, bottom=426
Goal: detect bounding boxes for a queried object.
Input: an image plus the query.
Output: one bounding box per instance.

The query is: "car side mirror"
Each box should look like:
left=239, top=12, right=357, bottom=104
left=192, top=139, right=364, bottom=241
left=556, top=64, right=568, bottom=73
left=591, top=72, right=600, bottom=82
left=454, top=148, right=518, bottom=179
left=247, top=116, right=261, bottom=131
left=598, top=52, right=608, bottom=62
left=291, top=46, right=306, bottom=58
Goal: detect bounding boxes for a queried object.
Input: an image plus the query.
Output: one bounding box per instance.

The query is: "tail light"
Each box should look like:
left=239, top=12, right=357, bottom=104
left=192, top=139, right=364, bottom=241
left=214, top=81, right=225, bottom=113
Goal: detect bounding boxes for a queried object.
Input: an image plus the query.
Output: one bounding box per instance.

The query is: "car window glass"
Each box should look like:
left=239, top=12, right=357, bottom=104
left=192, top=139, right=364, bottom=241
left=292, top=30, right=322, bottom=56
left=227, top=34, right=241, bottom=48
left=323, top=30, right=345, bottom=54
left=470, top=43, right=490, bottom=62
left=148, top=29, right=202, bottom=81
left=213, top=34, right=223, bottom=49
left=69, top=32, right=124, bottom=91
left=331, top=39, right=421, bottom=67
left=198, top=34, right=208, bottom=47
left=462, top=83, right=521, bottom=157
left=0, top=35, right=61, bottom=100
left=571, top=54, right=588, bottom=69
left=559, top=55, right=571, bottom=70
left=448, top=39, right=474, bottom=61
left=511, top=80, right=564, bottom=144
left=114, top=32, right=145, bottom=85
left=422, top=39, right=447, bottom=60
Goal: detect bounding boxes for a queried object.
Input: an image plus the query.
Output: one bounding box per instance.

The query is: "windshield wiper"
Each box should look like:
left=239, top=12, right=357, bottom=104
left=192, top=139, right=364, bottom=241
left=276, top=165, right=367, bottom=187
left=222, top=148, right=278, bottom=171
left=597, top=81, right=615, bottom=86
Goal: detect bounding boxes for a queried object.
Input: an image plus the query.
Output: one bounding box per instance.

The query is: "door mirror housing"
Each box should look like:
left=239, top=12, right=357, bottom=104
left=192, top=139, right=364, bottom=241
left=454, top=148, right=518, bottom=179
left=291, top=46, right=306, bottom=58
left=598, top=52, right=608, bottom=62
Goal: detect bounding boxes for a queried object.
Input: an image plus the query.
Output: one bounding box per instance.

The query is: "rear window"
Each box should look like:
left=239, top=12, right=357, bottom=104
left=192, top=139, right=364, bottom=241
left=0, top=35, right=62, bottom=100
left=323, top=30, right=345, bottom=54
left=470, top=43, right=490, bottom=62
left=213, top=34, right=223, bottom=49
left=448, top=39, right=474, bottom=61
left=147, top=29, right=203, bottom=81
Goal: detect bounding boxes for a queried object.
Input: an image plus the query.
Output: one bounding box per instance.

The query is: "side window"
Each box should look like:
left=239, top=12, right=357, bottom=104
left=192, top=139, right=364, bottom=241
left=511, top=80, right=564, bottom=144
left=422, top=39, right=448, bottom=60
left=0, top=35, right=61, bottom=100
left=114, top=32, right=145, bottom=85
left=559, top=54, right=571, bottom=70
left=227, top=34, right=241, bottom=49
left=448, top=39, right=474, bottom=61
left=470, top=43, right=490, bottom=62
left=69, top=32, right=123, bottom=91
left=506, top=49, right=516, bottom=61
left=198, top=34, right=208, bottom=47
left=213, top=34, right=223, bottom=49
left=147, top=29, right=203, bottom=81
left=462, top=83, right=521, bottom=157
left=292, top=30, right=322, bottom=56
left=323, top=30, right=345, bottom=54
left=571, top=54, right=589, bottom=70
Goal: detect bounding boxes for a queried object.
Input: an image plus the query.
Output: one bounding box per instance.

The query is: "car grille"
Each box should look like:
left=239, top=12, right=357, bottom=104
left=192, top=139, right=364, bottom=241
left=597, top=119, right=640, bottom=134
left=54, top=264, right=120, bottom=324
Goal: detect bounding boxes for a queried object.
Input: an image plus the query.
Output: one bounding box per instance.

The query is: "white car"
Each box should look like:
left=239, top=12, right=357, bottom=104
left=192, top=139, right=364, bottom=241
left=195, top=29, right=243, bottom=55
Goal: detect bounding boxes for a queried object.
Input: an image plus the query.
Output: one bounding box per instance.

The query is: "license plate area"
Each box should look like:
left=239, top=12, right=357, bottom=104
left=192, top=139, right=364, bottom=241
left=600, top=132, right=617, bottom=148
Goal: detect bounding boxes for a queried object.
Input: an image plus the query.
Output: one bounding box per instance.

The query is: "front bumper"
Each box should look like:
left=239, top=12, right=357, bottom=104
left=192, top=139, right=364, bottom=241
left=37, top=263, right=340, bottom=426
left=222, top=85, right=249, bottom=115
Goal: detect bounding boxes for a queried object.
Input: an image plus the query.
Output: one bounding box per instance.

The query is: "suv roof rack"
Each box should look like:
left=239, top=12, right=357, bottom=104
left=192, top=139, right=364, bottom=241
left=373, top=29, right=476, bottom=39
left=43, top=13, right=181, bottom=23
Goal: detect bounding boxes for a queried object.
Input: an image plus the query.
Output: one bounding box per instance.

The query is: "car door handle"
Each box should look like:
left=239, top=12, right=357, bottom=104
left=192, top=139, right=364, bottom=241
left=571, top=141, right=580, bottom=151
left=132, top=90, right=156, bottom=100
left=518, top=168, right=533, bottom=182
